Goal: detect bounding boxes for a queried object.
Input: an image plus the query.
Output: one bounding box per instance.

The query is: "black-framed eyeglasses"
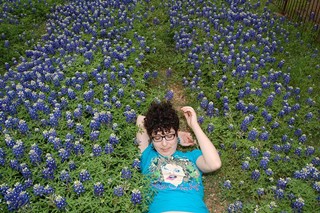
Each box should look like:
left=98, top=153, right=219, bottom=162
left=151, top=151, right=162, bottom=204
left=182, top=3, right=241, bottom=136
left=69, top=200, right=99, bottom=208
left=152, top=133, right=176, bottom=143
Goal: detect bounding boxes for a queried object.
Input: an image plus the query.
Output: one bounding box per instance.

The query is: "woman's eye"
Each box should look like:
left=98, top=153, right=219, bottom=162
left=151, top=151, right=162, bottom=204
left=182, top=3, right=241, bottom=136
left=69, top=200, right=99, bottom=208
left=167, top=134, right=174, bottom=139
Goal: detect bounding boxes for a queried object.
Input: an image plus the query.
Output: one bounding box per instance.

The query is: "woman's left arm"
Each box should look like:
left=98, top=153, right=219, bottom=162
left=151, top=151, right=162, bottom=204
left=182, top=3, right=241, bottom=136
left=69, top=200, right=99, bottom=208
left=181, top=106, right=222, bottom=173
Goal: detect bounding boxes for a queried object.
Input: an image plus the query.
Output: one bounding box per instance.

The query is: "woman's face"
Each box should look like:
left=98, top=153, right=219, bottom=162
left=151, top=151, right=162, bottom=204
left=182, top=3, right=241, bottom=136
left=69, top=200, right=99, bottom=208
left=151, top=128, right=178, bottom=157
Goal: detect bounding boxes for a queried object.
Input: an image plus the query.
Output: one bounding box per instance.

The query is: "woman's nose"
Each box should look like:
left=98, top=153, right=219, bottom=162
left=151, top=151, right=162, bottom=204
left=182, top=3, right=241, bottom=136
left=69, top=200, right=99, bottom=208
left=161, top=140, right=168, bottom=146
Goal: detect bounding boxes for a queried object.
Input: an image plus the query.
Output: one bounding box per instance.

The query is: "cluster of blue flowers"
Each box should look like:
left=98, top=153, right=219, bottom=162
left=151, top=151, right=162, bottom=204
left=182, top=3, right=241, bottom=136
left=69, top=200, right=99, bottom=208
left=0, top=0, right=158, bottom=211
left=169, top=0, right=318, bottom=211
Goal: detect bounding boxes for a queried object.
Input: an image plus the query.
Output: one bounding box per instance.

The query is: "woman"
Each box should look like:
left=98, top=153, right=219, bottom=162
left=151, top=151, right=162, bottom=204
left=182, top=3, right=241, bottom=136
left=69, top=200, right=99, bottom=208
left=136, top=101, right=221, bottom=213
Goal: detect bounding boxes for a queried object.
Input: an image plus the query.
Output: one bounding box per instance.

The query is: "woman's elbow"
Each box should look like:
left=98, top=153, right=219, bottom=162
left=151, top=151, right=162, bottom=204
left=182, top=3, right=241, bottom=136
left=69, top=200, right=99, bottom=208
left=209, top=160, right=222, bottom=172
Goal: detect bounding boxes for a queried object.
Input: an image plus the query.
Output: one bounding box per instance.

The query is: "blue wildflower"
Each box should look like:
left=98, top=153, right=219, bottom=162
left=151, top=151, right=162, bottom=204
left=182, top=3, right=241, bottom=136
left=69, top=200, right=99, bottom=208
left=131, top=189, right=142, bottom=205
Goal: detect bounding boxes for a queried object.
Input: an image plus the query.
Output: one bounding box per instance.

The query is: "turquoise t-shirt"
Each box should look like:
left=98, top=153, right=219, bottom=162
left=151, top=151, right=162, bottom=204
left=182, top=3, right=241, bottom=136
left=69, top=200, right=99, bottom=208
left=141, top=144, right=209, bottom=213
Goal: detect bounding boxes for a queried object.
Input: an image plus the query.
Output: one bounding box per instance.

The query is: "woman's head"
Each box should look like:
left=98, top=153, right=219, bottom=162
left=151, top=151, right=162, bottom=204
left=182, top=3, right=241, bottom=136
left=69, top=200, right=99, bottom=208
left=144, top=101, right=179, bottom=137
left=144, top=101, right=180, bottom=156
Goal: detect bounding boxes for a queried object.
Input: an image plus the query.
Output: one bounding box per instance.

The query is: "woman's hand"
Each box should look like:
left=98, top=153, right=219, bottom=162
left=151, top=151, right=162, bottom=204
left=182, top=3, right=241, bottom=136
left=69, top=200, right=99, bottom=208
left=181, top=106, right=199, bottom=130
left=178, top=131, right=196, bottom=146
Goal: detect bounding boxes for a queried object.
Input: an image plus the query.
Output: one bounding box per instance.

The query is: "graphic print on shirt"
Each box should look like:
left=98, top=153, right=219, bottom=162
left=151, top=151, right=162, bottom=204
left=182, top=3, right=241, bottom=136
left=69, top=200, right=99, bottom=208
left=149, top=155, right=201, bottom=189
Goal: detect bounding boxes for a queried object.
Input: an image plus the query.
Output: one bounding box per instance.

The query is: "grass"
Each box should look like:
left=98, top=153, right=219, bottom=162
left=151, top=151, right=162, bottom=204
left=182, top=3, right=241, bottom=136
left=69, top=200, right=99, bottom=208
left=0, top=0, right=66, bottom=74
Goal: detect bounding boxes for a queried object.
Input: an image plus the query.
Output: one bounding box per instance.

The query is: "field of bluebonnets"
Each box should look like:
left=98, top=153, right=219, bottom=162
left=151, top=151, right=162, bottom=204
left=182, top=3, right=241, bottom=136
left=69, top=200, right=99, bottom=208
left=0, top=0, right=319, bottom=212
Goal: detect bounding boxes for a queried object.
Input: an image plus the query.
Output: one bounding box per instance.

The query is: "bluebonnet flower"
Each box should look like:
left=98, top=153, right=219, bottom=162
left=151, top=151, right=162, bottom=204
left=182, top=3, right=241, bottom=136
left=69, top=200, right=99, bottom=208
left=99, top=111, right=113, bottom=124
left=271, top=121, right=280, bottom=129
left=60, top=170, right=71, bottom=183
left=207, top=123, right=214, bottom=133
left=94, top=182, right=104, bottom=196
left=206, top=102, right=214, bottom=117
left=294, top=147, right=302, bottom=156
left=251, top=169, right=260, bottom=182
left=250, top=146, right=260, bottom=158
left=5, top=134, right=15, bottom=148
left=29, top=150, right=42, bottom=165
left=4, top=186, right=30, bottom=211
left=10, top=159, right=20, bottom=171
left=21, top=166, right=32, bottom=179
left=54, top=195, right=67, bottom=210
left=165, top=90, right=174, bottom=101
left=197, top=116, right=204, bottom=124
left=4, top=40, right=10, bottom=48
left=265, top=94, right=275, bottom=107
left=114, top=186, right=124, bottom=197
left=305, top=146, right=315, bottom=156
left=311, top=157, right=320, bottom=166
left=313, top=182, right=320, bottom=192
left=273, top=154, right=282, bottom=163
left=124, top=109, right=137, bottom=123
left=298, top=134, right=307, bottom=143
left=115, top=100, right=122, bottom=108
left=305, top=112, right=313, bottom=120
left=46, top=156, right=57, bottom=170
left=277, top=178, right=289, bottom=189
left=259, top=131, right=269, bottom=141
left=75, top=123, right=85, bottom=136
left=223, top=180, right=232, bottom=189
left=132, top=158, right=140, bottom=170
left=18, top=120, right=29, bottom=134
left=260, top=157, right=269, bottom=170
left=274, top=188, right=284, bottom=199
left=89, top=119, right=101, bottom=131
left=89, top=130, right=100, bottom=141
left=58, top=148, right=70, bottom=163
left=121, top=167, right=132, bottom=179
left=257, top=188, right=265, bottom=196
left=227, top=200, right=243, bottom=213
left=291, top=197, right=304, bottom=212
left=33, top=184, right=45, bottom=197
left=294, top=128, right=302, bottom=137
left=131, top=189, right=142, bottom=205
left=44, top=185, right=54, bottom=195
left=241, top=161, right=250, bottom=171
left=240, top=116, right=251, bottom=132
left=12, top=140, right=25, bottom=159
left=67, top=88, right=76, bottom=99
left=282, top=134, right=288, bottom=142
left=105, top=144, right=114, bottom=154
left=265, top=168, right=274, bottom=176
left=68, top=161, right=77, bottom=171
left=67, top=119, right=74, bottom=129
left=73, top=181, right=85, bottom=195
left=74, top=141, right=85, bottom=155
left=42, top=168, right=54, bottom=180
left=143, top=70, right=150, bottom=80
left=248, top=128, right=258, bottom=141
left=109, top=133, right=119, bottom=145
left=282, top=143, right=292, bottom=153
left=200, top=97, right=208, bottom=109
left=92, top=144, right=102, bottom=157
left=79, top=169, right=91, bottom=182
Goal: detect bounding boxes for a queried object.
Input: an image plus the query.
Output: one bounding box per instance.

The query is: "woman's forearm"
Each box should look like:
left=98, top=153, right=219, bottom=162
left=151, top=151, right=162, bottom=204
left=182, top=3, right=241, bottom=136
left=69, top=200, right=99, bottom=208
left=192, top=124, right=221, bottom=171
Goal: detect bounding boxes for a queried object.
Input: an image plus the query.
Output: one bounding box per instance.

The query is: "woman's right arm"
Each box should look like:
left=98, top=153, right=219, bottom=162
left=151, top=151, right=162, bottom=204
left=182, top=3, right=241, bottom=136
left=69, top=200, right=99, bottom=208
left=136, top=115, right=150, bottom=153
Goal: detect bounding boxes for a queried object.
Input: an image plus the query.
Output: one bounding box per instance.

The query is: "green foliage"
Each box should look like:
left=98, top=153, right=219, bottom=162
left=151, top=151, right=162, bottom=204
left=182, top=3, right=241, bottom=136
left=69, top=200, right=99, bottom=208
left=0, top=0, right=66, bottom=74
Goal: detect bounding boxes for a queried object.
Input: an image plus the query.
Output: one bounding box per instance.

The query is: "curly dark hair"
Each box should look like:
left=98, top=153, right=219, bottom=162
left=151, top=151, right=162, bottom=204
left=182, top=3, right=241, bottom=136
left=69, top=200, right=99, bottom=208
left=144, top=101, right=179, bottom=137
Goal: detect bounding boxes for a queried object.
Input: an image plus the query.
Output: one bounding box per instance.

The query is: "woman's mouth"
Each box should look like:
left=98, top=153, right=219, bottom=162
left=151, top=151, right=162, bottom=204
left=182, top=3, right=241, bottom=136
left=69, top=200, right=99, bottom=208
left=162, top=148, right=170, bottom=152
left=166, top=175, right=177, bottom=180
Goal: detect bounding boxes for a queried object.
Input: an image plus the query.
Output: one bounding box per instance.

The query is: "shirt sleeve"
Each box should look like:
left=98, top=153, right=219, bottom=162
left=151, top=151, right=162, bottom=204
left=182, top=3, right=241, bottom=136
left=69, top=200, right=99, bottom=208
left=189, top=149, right=203, bottom=164
left=140, top=143, right=153, bottom=174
